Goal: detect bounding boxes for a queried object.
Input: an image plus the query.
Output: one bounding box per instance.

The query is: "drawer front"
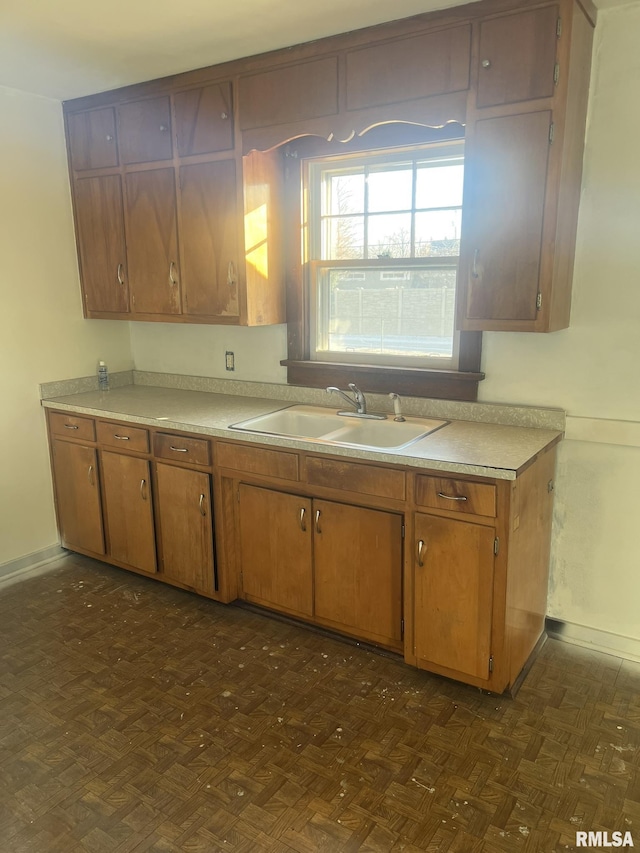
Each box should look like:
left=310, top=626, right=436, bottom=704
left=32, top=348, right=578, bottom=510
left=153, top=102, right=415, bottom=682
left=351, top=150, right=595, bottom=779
left=306, top=457, right=406, bottom=501
left=49, top=411, right=96, bottom=442
left=216, top=441, right=299, bottom=481
left=415, top=475, right=496, bottom=517
left=154, top=433, right=211, bottom=466
left=97, top=421, right=149, bottom=453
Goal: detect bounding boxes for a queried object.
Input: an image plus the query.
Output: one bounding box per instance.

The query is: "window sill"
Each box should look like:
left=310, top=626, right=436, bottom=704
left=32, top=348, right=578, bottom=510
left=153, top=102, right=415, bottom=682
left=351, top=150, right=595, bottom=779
left=281, top=360, right=484, bottom=402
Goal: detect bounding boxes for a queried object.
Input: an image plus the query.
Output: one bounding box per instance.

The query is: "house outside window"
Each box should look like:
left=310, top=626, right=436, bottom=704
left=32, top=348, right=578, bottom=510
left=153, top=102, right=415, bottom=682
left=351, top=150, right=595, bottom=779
left=307, top=142, right=464, bottom=370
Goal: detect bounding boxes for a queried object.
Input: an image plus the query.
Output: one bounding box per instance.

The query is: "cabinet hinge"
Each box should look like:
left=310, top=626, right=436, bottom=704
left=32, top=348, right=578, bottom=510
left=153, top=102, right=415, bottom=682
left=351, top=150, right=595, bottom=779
left=489, top=655, right=494, bottom=674
left=493, top=537, right=500, bottom=556
left=536, top=292, right=543, bottom=311
left=237, top=485, right=241, bottom=502
left=401, top=524, right=405, bottom=539
left=554, top=63, right=560, bottom=86
left=556, top=17, right=562, bottom=38
left=401, top=618, right=405, bottom=639
left=549, top=122, right=555, bottom=144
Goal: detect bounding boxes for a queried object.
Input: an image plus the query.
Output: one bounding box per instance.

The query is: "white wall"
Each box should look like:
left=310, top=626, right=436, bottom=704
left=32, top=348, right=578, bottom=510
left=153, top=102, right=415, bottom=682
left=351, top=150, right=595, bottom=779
left=130, top=4, right=640, bottom=643
left=0, top=86, right=133, bottom=567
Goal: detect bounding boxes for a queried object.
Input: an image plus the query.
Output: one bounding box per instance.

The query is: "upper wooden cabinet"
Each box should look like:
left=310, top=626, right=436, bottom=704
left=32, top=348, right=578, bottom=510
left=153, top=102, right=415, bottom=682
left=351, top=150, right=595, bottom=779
left=63, top=0, right=595, bottom=333
left=476, top=5, right=559, bottom=108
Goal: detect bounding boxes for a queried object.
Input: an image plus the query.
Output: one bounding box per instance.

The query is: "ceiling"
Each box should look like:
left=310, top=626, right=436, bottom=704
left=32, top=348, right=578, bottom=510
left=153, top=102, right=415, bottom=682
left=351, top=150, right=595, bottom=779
left=0, top=0, right=633, bottom=103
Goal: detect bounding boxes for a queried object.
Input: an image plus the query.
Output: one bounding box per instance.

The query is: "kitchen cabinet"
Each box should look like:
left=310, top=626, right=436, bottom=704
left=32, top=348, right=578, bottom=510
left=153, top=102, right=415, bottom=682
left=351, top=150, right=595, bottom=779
left=74, top=175, right=129, bottom=314
left=174, top=83, right=234, bottom=157
left=117, top=96, right=173, bottom=164
left=67, top=107, right=118, bottom=171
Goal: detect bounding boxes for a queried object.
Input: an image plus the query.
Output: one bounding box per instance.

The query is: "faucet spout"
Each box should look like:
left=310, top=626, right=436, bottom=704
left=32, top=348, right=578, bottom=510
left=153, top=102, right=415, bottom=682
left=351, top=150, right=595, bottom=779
left=326, top=384, right=367, bottom=414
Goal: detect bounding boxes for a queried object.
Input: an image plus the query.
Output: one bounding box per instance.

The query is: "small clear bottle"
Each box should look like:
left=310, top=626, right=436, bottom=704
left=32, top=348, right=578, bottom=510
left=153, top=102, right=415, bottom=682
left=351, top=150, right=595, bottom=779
left=98, top=360, right=109, bottom=391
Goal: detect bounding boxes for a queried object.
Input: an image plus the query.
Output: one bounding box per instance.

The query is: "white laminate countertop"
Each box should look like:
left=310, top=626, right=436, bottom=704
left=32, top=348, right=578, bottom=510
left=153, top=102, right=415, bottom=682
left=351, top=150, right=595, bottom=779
left=41, top=385, right=563, bottom=480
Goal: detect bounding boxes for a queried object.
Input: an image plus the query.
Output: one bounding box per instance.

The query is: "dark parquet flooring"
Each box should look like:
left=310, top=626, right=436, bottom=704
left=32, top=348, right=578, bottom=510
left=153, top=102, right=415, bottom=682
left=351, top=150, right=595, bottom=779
left=0, top=555, right=639, bottom=853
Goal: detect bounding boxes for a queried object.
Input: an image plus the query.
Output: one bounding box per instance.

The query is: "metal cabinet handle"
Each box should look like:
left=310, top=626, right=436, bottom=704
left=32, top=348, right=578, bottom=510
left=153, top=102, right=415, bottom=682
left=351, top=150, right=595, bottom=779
left=140, top=479, right=147, bottom=501
left=88, top=465, right=94, bottom=486
left=199, top=494, right=206, bottom=516
left=227, top=261, right=237, bottom=287
left=114, top=434, right=130, bottom=441
left=472, top=249, right=480, bottom=279
left=416, top=539, right=425, bottom=568
left=117, top=263, right=125, bottom=286
left=315, top=509, right=322, bottom=534
left=220, top=111, right=229, bottom=120
left=64, top=424, right=79, bottom=430
left=437, top=492, right=468, bottom=502
left=299, top=507, right=307, bottom=532
left=481, top=59, right=491, bottom=69
left=169, top=261, right=178, bottom=286
left=169, top=446, right=188, bottom=453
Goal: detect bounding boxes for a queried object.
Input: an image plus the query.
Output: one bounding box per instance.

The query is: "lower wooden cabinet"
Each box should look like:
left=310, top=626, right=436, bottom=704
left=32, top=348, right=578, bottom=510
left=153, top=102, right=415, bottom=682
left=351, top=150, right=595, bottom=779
left=413, top=513, right=495, bottom=681
left=101, top=450, right=156, bottom=574
left=237, top=483, right=404, bottom=650
left=155, top=462, right=215, bottom=593
left=51, top=438, right=105, bottom=556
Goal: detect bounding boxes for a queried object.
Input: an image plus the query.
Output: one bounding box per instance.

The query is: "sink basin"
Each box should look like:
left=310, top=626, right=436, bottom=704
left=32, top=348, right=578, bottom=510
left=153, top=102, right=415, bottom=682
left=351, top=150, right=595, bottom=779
left=229, top=405, right=448, bottom=450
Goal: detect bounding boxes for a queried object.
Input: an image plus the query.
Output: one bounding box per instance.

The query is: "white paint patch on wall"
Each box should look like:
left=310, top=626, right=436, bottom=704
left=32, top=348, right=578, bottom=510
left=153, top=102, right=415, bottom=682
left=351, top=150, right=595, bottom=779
left=130, top=322, right=288, bottom=384
left=0, top=85, right=132, bottom=566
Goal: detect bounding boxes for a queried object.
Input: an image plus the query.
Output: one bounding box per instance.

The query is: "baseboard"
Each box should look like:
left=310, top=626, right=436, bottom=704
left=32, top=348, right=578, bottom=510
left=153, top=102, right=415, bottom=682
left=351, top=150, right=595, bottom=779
left=546, top=617, right=640, bottom=663
left=0, top=545, right=66, bottom=588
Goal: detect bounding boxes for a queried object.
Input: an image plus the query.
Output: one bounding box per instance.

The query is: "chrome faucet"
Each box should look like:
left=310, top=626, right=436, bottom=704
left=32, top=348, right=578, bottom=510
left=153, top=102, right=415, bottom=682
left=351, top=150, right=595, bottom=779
left=327, top=383, right=367, bottom=414
left=326, top=384, right=386, bottom=420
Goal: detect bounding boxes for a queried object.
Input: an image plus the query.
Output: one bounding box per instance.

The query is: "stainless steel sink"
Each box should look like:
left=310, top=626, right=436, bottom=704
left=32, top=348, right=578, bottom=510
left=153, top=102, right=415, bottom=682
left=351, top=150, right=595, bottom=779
left=229, top=404, right=448, bottom=450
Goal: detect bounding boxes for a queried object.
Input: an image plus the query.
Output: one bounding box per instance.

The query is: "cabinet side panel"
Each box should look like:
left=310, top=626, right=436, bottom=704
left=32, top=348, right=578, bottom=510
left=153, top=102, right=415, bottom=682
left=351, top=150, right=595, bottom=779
left=505, top=447, right=557, bottom=686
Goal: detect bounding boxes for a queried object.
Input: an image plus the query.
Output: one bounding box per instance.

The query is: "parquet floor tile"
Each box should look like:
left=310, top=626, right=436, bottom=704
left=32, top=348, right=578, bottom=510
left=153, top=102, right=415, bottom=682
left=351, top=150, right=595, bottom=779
left=0, top=554, right=639, bottom=851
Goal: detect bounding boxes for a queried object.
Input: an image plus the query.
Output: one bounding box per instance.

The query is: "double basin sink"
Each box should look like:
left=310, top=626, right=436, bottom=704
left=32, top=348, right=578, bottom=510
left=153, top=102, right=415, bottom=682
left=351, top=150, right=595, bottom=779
left=230, top=405, right=448, bottom=451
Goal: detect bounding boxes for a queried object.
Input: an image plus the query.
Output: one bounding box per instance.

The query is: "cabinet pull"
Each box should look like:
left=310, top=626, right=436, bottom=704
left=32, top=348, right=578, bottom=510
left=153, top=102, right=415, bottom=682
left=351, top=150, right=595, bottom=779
left=437, top=492, right=468, bottom=502
left=169, top=261, right=178, bottom=286
left=140, top=479, right=147, bottom=501
left=63, top=424, right=79, bottom=430
left=315, top=509, right=322, bottom=534
left=416, top=539, right=425, bottom=568
left=199, top=494, right=206, bottom=516
left=472, top=249, right=480, bottom=279
left=88, top=465, right=95, bottom=486
left=169, top=446, right=188, bottom=453
left=299, top=507, right=307, bottom=532
left=481, top=58, right=492, bottom=69
left=117, top=263, right=125, bottom=286
left=227, top=261, right=237, bottom=287
left=113, top=434, right=130, bottom=441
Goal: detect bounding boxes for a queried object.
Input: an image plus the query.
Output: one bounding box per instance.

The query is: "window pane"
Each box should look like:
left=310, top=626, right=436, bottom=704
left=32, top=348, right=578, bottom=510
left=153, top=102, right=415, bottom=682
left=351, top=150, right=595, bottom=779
left=327, top=172, right=365, bottom=216
left=367, top=166, right=413, bottom=213
left=416, top=162, right=464, bottom=209
left=323, top=216, right=364, bottom=259
left=317, top=267, right=456, bottom=359
left=368, top=213, right=412, bottom=259
left=415, top=210, right=461, bottom=257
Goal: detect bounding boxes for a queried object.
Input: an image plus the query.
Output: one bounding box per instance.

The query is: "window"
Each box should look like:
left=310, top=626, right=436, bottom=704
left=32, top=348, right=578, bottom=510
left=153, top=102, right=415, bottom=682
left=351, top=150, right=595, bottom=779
left=307, top=143, right=464, bottom=369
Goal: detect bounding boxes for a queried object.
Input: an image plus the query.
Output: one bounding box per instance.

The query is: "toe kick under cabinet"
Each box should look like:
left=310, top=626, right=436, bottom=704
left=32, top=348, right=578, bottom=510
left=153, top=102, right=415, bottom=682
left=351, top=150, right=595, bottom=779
left=46, top=408, right=557, bottom=694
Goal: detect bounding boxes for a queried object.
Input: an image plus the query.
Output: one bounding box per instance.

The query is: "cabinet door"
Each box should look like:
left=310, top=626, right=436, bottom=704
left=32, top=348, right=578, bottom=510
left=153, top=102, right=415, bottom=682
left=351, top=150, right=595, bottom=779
left=118, top=97, right=173, bottom=164
left=238, top=485, right=313, bottom=618
left=125, top=168, right=181, bottom=315
left=313, top=500, right=403, bottom=649
left=155, top=463, right=215, bottom=591
left=414, top=513, right=494, bottom=681
left=101, top=452, right=156, bottom=574
left=51, top=439, right=104, bottom=555
left=67, top=107, right=118, bottom=171
left=74, top=175, right=129, bottom=314
left=459, top=110, right=552, bottom=326
left=179, top=160, right=239, bottom=318
left=174, top=83, right=234, bottom=156
left=476, top=6, right=559, bottom=108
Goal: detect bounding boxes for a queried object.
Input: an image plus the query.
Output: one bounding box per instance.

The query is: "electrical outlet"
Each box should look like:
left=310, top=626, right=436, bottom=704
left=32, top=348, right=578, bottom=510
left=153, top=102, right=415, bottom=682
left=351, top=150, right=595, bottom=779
left=225, top=351, right=235, bottom=371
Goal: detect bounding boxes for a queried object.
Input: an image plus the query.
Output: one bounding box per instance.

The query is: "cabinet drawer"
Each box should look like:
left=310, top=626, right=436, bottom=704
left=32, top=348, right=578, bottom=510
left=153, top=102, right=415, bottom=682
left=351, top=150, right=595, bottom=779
left=97, top=421, right=149, bottom=453
left=154, top=433, right=211, bottom=466
left=306, top=457, right=405, bottom=501
left=49, top=412, right=95, bottom=442
left=216, top=442, right=299, bottom=481
left=415, top=475, right=496, bottom=517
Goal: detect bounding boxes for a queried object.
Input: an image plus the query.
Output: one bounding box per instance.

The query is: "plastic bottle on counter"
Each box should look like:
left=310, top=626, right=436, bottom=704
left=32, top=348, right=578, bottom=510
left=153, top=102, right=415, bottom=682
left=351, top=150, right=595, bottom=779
left=98, top=360, right=109, bottom=391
